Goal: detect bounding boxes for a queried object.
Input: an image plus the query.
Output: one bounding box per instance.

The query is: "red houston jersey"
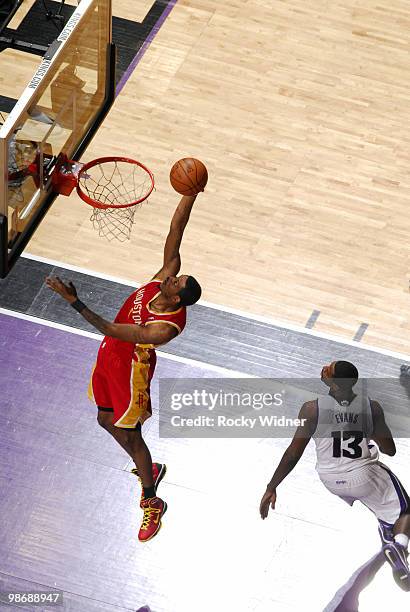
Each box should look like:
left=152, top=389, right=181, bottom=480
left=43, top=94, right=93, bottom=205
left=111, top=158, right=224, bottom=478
left=97, top=279, right=186, bottom=366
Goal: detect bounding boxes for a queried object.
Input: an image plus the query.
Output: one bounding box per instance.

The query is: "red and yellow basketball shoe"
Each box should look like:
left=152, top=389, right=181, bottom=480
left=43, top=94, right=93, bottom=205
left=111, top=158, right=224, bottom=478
left=131, top=462, right=167, bottom=502
left=138, top=496, right=167, bottom=542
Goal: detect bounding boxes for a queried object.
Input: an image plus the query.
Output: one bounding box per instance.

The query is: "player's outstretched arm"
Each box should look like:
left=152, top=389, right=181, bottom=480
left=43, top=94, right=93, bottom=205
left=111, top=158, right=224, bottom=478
left=370, top=400, right=396, bottom=456
left=45, top=276, right=178, bottom=345
left=259, top=401, right=317, bottom=519
left=153, top=194, right=198, bottom=280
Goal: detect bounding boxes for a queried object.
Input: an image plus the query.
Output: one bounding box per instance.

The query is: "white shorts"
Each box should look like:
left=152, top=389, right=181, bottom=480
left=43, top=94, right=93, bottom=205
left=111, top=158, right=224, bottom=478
left=319, top=462, right=410, bottom=525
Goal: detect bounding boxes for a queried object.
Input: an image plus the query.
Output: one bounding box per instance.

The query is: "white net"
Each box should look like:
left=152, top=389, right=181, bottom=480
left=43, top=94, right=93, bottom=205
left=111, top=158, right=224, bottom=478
left=89, top=205, right=141, bottom=242
left=78, top=159, right=153, bottom=241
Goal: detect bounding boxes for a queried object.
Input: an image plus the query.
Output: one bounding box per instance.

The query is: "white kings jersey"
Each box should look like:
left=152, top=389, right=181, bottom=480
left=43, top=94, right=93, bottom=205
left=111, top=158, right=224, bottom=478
left=312, top=394, right=379, bottom=476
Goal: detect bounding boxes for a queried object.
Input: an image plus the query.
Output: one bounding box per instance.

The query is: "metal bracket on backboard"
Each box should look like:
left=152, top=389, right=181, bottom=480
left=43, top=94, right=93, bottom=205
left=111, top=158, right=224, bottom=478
left=44, top=39, right=62, bottom=60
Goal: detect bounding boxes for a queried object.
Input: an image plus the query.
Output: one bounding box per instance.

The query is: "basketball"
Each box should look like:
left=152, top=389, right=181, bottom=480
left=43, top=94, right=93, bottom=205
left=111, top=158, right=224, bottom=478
left=169, top=158, right=208, bottom=196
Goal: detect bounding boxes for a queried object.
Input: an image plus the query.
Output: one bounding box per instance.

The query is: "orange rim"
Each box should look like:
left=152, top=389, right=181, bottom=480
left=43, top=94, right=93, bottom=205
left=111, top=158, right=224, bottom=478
left=76, top=156, right=154, bottom=209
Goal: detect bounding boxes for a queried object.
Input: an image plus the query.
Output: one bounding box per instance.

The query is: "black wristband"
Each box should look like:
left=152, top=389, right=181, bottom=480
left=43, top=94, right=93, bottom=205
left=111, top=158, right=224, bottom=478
left=71, top=299, right=86, bottom=313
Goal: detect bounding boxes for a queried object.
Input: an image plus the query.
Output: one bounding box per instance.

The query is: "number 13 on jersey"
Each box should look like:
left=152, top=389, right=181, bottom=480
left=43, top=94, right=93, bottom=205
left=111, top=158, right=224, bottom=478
left=331, top=431, right=364, bottom=459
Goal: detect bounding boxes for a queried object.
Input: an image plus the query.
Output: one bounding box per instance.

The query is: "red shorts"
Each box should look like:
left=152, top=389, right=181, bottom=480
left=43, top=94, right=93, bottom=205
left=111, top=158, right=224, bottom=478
left=88, top=349, right=156, bottom=429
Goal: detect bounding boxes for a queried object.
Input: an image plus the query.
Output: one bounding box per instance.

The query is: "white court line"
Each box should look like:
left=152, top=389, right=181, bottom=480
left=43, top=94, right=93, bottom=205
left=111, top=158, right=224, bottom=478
left=22, top=251, right=410, bottom=362
left=0, top=307, right=251, bottom=377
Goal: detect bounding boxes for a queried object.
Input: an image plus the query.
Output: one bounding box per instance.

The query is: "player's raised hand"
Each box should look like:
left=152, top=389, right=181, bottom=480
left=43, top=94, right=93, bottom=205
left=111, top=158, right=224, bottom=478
left=45, top=276, right=78, bottom=303
left=259, top=487, right=277, bottom=519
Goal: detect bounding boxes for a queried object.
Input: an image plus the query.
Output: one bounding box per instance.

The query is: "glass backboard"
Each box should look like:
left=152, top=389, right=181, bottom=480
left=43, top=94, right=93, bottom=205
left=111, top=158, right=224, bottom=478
left=0, top=0, right=115, bottom=277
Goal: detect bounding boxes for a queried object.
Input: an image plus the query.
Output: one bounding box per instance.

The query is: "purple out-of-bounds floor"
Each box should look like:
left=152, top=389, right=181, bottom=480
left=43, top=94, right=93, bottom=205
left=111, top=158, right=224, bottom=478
left=0, top=311, right=235, bottom=612
left=1, top=311, right=410, bottom=612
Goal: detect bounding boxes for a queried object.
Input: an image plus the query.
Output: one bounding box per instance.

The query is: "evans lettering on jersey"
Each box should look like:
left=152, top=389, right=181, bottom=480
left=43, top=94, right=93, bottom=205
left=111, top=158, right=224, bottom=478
left=313, top=394, right=378, bottom=475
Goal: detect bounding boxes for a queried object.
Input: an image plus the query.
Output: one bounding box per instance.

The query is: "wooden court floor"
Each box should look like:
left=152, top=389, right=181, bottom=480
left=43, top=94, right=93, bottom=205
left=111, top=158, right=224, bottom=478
left=22, top=0, right=410, bottom=355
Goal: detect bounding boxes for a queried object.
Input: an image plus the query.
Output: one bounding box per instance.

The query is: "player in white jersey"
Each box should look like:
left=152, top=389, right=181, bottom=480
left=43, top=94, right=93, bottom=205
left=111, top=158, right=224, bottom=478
left=259, top=360, right=410, bottom=592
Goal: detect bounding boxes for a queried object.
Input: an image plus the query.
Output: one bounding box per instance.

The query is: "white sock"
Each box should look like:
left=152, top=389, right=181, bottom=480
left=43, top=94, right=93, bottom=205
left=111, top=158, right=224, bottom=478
left=394, top=534, right=409, bottom=549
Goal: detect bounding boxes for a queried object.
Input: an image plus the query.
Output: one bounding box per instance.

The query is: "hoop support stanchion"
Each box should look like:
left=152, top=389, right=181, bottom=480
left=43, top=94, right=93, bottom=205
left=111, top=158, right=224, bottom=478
left=0, top=214, right=8, bottom=278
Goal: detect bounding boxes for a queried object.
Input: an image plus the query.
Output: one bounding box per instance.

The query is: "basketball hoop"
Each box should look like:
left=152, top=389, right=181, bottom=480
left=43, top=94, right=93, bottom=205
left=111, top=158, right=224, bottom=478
left=52, top=155, right=154, bottom=241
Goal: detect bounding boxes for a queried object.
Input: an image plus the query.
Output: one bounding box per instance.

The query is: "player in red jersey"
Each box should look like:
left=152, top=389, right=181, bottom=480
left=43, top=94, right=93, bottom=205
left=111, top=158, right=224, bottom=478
left=46, top=194, right=201, bottom=542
